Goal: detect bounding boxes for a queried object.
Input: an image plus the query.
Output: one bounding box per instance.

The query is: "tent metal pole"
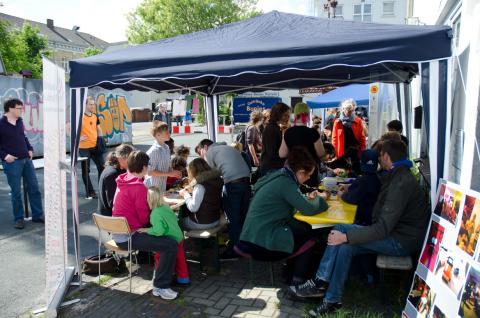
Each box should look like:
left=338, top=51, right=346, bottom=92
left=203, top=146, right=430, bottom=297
left=205, top=95, right=217, bottom=142
left=213, top=72, right=397, bottom=95
left=381, top=63, right=407, bottom=82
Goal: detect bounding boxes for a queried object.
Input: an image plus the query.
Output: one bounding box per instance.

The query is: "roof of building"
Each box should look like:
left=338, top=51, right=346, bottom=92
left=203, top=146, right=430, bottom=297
left=0, top=12, right=109, bottom=49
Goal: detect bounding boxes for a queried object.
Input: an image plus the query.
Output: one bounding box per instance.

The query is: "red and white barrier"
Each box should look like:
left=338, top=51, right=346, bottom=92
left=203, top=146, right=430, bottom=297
left=171, top=125, right=232, bottom=134
left=218, top=125, right=233, bottom=134
left=172, top=125, right=191, bottom=134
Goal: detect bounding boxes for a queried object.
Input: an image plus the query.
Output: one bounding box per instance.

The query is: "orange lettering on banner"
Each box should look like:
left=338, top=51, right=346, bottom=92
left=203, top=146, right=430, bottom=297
left=94, top=94, right=132, bottom=142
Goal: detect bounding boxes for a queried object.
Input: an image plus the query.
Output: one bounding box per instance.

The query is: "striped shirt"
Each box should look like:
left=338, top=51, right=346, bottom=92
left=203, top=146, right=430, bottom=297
left=144, top=141, right=171, bottom=191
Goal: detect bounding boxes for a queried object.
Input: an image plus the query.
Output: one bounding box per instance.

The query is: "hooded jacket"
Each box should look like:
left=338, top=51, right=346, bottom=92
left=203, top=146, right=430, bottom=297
left=112, top=172, right=150, bottom=232
left=240, top=169, right=328, bottom=253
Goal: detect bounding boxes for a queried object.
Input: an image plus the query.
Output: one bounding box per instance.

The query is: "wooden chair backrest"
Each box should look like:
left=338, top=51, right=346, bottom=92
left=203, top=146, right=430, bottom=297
left=92, top=213, right=131, bottom=235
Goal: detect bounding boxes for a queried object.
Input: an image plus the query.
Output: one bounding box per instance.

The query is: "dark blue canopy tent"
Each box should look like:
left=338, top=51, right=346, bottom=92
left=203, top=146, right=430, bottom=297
left=307, top=84, right=370, bottom=109
left=67, top=11, right=452, bottom=277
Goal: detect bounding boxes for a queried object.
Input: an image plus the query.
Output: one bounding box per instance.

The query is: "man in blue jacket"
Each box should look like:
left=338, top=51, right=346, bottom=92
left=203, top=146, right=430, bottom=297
left=0, top=99, right=44, bottom=229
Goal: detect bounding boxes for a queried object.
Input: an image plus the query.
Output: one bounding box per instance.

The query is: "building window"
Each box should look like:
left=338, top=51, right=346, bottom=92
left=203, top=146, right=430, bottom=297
left=383, top=1, right=395, bottom=16
left=353, top=3, right=372, bottom=22
left=335, top=5, right=343, bottom=18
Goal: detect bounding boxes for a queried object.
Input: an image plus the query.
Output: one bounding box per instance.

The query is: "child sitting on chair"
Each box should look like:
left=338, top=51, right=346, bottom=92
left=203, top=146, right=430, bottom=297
left=138, top=186, right=190, bottom=285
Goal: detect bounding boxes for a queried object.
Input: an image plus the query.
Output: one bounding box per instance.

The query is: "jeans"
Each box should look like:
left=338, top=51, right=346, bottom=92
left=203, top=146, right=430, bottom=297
left=2, top=158, right=44, bottom=221
left=316, top=224, right=408, bottom=303
left=222, top=181, right=251, bottom=251
left=117, top=232, right=178, bottom=288
left=79, top=148, right=104, bottom=195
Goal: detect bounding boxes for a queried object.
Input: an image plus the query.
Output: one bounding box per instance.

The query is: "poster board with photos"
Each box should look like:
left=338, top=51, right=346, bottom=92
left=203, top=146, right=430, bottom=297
left=404, top=179, right=480, bottom=318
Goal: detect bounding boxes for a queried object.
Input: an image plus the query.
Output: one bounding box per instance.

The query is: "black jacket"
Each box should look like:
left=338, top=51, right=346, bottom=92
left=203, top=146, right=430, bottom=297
left=98, top=166, right=124, bottom=216
left=341, top=172, right=381, bottom=225
left=347, top=165, right=429, bottom=253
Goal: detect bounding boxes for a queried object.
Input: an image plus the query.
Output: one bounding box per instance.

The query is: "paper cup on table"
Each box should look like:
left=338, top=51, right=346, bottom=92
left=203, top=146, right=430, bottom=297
left=323, top=177, right=337, bottom=191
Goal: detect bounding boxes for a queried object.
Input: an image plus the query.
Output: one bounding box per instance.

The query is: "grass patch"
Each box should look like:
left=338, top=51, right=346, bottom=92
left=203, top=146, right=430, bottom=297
left=96, top=274, right=113, bottom=286
left=300, top=272, right=409, bottom=317
left=173, top=297, right=186, bottom=305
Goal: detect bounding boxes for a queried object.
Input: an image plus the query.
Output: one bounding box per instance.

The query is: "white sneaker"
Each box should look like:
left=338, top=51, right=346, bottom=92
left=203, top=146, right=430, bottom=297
left=152, top=287, right=178, bottom=300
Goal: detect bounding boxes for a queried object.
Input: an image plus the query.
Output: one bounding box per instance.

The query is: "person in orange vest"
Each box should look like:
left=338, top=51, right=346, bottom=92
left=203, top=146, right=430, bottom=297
left=331, top=99, right=366, bottom=158
left=79, top=96, right=105, bottom=199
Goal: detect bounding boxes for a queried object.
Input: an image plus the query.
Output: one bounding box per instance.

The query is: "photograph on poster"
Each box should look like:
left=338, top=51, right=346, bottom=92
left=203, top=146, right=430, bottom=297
left=408, top=275, right=436, bottom=318
left=434, top=246, right=468, bottom=298
left=457, top=195, right=480, bottom=257
left=433, top=183, right=463, bottom=226
left=420, top=220, right=445, bottom=271
left=459, top=266, right=480, bottom=318
left=432, top=305, right=446, bottom=318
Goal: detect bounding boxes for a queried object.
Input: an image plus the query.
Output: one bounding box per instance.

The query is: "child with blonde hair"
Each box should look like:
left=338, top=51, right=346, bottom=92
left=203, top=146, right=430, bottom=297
left=138, top=186, right=190, bottom=285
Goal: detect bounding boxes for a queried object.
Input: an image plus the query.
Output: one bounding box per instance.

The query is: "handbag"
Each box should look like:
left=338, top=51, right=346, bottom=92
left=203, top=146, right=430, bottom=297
left=82, top=253, right=126, bottom=275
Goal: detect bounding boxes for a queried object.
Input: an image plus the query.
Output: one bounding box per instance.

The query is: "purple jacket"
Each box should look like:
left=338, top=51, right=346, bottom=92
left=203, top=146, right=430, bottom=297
left=0, top=116, right=33, bottom=160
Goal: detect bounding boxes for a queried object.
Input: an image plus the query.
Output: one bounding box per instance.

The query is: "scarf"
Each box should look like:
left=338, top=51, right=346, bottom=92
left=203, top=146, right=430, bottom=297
left=340, top=112, right=355, bottom=128
left=392, top=159, right=413, bottom=169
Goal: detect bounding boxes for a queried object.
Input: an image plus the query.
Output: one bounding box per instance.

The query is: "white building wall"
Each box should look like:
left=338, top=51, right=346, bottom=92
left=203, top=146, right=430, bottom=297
left=312, top=0, right=408, bottom=24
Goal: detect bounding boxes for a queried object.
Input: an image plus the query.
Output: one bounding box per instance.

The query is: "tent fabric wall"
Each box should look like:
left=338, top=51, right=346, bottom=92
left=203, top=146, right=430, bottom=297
left=421, top=61, right=448, bottom=206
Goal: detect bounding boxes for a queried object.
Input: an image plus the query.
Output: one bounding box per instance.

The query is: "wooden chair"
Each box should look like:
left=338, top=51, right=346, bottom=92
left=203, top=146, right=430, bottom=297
left=184, top=213, right=228, bottom=272
left=376, top=254, right=413, bottom=303
left=92, top=213, right=138, bottom=292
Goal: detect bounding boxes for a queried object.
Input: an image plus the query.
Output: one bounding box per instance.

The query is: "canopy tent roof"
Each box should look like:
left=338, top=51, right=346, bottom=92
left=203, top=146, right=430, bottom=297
left=307, top=84, right=370, bottom=109
left=69, top=11, right=452, bottom=94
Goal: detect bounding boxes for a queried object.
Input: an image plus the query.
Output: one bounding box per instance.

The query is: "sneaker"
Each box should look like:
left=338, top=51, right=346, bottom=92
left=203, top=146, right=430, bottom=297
left=289, top=278, right=328, bottom=298
left=152, top=287, right=178, bottom=300
left=14, top=220, right=25, bottom=229
left=308, top=299, right=342, bottom=317
left=89, top=192, right=98, bottom=199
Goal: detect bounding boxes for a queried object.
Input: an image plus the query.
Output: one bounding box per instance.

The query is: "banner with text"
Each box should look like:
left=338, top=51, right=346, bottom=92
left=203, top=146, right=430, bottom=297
left=233, top=97, right=281, bottom=123
left=43, top=58, right=68, bottom=308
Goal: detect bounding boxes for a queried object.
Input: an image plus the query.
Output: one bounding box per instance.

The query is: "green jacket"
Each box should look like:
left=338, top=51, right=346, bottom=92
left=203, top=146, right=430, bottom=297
left=346, top=165, right=429, bottom=253
left=147, top=205, right=183, bottom=243
left=240, top=170, right=329, bottom=253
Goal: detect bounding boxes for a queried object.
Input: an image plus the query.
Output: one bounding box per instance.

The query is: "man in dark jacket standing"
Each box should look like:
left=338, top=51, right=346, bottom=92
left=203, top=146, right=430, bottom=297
left=290, top=139, right=429, bottom=316
left=0, top=99, right=44, bottom=229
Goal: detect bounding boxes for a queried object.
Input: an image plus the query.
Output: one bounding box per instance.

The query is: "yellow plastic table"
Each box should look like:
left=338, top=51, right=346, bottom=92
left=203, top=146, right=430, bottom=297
left=294, top=197, right=357, bottom=229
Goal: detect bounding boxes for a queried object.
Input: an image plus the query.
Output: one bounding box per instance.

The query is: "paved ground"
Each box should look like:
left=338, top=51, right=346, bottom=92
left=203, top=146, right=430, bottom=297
left=0, top=122, right=231, bottom=318
left=58, top=252, right=309, bottom=318
left=2, top=122, right=407, bottom=317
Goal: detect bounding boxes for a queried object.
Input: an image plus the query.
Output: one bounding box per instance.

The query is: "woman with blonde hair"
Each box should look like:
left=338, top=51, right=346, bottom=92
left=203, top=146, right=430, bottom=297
left=331, top=99, right=366, bottom=158
left=279, top=102, right=325, bottom=187
left=179, top=158, right=223, bottom=230
left=245, top=110, right=264, bottom=167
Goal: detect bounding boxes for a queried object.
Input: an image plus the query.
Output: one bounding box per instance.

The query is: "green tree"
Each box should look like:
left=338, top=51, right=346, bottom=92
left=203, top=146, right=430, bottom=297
left=84, top=46, right=103, bottom=57
left=127, top=0, right=261, bottom=44
left=0, top=21, right=50, bottom=78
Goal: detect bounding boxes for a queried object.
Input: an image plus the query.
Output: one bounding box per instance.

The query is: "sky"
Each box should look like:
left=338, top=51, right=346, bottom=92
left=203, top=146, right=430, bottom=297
left=0, top=0, right=307, bottom=43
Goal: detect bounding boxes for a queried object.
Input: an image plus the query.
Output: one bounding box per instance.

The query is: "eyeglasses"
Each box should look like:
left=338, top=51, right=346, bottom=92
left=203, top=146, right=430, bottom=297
left=14, top=107, right=24, bottom=110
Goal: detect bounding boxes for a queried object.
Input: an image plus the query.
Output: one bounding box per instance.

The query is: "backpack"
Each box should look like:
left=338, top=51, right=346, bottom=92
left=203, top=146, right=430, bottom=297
left=236, top=129, right=247, bottom=151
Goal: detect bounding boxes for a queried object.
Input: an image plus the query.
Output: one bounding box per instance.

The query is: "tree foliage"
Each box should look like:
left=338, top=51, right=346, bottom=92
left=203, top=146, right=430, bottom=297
left=0, top=21, right=50, bottom=78
left=127, top=0, right=261, bottom=44
left=84, top=46, right=103, bottom=57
